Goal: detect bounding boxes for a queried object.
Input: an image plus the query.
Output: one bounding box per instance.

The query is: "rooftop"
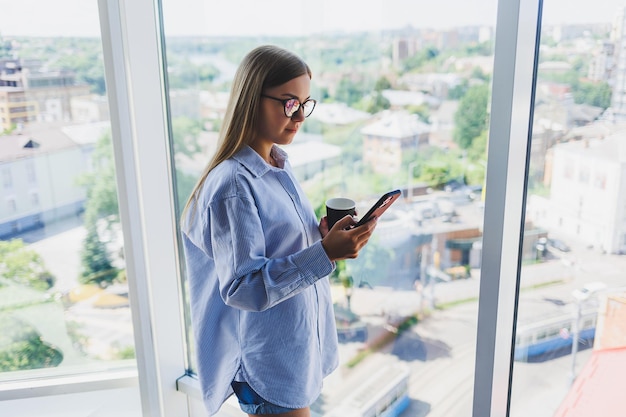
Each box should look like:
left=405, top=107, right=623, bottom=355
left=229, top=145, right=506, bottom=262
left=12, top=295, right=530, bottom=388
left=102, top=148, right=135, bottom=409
left=361, top=110, right=430, bottom=139
left=0, top=121, right=107, bottom=163
left=554, top=347, right=626, bottom=417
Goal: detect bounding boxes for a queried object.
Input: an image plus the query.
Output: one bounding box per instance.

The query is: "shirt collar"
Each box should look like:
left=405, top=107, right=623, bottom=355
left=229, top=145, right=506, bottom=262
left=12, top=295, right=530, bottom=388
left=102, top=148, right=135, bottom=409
left=233, top=145, right=288, bottom=177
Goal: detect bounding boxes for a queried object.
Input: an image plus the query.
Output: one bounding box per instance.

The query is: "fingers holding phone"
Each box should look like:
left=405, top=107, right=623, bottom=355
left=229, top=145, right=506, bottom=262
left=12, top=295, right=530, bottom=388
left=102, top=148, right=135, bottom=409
left=321, top=189, right=399, bottom=261
left=319, top=208, right=360, bottom=238
left=321, top=214, right=377, bottom=261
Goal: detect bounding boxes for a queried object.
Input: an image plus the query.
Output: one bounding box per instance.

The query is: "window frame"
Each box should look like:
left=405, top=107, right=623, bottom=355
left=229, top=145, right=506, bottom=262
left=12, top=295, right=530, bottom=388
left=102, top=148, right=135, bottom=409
left=97, top=0, right=190, bottom=415
left=472, top=0, right=543, bottom=416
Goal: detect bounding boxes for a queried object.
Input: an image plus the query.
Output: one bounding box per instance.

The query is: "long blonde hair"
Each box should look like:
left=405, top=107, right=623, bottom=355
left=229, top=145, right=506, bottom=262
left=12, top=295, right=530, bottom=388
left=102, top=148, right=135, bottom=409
left=181, top=45, right=312, bottom=226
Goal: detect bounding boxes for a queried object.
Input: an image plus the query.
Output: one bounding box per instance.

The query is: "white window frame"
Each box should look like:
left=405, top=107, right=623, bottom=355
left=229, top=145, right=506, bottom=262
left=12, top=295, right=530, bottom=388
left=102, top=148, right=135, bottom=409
left=97, top=0, right=189, bottom=415
left=472, top=0, right=542, bottom=415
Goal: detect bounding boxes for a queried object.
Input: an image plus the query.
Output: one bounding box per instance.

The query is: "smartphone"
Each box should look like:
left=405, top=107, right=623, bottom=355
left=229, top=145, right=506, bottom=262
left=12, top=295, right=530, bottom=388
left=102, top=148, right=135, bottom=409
left=354, top=189, right=401, bottom=227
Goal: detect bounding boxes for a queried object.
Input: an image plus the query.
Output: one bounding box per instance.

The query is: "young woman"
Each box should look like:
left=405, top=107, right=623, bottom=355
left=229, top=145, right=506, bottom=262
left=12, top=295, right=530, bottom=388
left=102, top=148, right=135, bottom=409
left=181, top=45, right=377, bottom=417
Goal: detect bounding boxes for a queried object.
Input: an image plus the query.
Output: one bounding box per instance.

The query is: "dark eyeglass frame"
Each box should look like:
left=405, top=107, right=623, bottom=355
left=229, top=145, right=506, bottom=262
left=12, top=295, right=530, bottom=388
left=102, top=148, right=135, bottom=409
left=261, top=94, right=317, bottom=118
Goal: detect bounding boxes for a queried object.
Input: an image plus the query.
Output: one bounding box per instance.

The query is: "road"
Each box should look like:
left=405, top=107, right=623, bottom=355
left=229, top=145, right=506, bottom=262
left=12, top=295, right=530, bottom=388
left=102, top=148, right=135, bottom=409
left=338, top=239, right=625, bottom=417
left=339, top=289, right=595, bottom=417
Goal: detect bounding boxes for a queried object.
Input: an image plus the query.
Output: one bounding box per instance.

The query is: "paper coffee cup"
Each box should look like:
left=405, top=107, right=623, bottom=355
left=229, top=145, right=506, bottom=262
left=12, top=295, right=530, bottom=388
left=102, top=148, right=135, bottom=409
left=326, top=197, right=356, bottom=229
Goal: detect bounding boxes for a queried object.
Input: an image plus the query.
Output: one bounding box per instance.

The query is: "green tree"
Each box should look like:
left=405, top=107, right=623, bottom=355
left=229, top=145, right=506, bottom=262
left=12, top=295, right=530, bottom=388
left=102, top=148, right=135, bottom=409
left=453, top=83, right=489, bottom=149
left=335, top=76, right=365, bottom=107
left=365, top=91, right=391, bottom=114
left=573, top=81, right=612, bottom=109
left=448, top=79, right=469, bottom=100
left=301, top=117, right=323, bottom=134
left=470, top=66, right=490, bottom=81
left=172, top=116, right=203, bottom=157
left=465, top=130, right=488, bottom=186
left=78, top=131, right=119, bottom=222
left=80, top=212, right=118, bottom=287
left=420, top=160, right=451, bottom=189
left=0, top=240, right=55, bottom=291
left=54, top=43, right=107, bottom=95
left=467, top=130, right=488, bottom=162
left=374, top=76, right=392, bottom=91
left=0, top=315, right=63, bottom=371
left=537, top=59, right=612, bottom=108
left=322, top=121, right=367, bottom=165
left=167, top=60, right=220, bottom=89
left=175, top=170, right=199, bottom=214
left=464, top=41, right=494, bottom=56
left=77, top=132, right=120, bottom=287
left=407, top=104, right=430, bottom=123
left=0, top=35, right=12, bottom=58
left=402, top=47, right=440, bottom=72
left=170, top=116, right=207, bottom=211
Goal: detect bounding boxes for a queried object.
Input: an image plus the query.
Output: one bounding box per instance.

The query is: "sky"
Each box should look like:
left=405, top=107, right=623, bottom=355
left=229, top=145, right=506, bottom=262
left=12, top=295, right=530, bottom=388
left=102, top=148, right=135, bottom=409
left=0, top=0, right=625, bottom=38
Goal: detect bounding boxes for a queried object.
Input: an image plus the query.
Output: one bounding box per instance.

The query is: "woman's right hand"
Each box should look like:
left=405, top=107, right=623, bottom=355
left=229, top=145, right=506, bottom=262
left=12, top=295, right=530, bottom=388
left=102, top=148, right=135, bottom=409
left=320, top=214, right=377, bottom=261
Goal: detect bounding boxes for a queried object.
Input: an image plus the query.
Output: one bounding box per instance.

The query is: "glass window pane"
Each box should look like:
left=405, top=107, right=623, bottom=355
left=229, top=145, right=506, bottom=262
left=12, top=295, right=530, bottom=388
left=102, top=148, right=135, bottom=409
left=511, top=1, right=626, bottom=415
left=0, top=0, right=137, bottom=383
left=162, top=1, right=498, bottom=415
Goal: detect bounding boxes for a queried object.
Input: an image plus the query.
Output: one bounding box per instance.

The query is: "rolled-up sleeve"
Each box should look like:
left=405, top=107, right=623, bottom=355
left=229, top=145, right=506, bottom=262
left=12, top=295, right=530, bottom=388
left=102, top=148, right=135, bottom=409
left=208, top=194, right=334, bottom=312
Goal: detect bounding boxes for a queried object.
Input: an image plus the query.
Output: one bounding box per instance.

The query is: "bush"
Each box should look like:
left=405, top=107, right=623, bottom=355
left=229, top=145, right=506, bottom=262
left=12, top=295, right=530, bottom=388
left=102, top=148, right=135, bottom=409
left=0, top=315, right=63, bottom=371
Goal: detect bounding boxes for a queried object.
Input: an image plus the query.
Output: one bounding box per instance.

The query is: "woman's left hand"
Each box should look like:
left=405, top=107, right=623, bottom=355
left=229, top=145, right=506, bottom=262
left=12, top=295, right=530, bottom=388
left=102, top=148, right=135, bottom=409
left=319, top=216, right=330, bottom=237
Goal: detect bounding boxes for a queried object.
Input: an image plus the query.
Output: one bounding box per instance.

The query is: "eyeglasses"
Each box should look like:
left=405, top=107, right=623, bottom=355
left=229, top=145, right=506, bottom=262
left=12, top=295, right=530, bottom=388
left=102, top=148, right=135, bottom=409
left=261, top=94, right=317, bottom=118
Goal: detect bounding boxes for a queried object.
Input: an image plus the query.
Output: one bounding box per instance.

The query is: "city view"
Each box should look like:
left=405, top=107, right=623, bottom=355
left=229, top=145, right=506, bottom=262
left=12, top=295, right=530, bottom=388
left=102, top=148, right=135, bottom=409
left=1, top=1, right=626, bottom=416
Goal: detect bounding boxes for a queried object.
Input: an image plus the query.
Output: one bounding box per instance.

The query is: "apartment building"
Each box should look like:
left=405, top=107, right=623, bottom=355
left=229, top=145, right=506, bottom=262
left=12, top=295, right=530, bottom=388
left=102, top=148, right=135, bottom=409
left=0, top=122, right=106, bottom=238
left=362, top=110, right=430, bottom=175
left=0, top=58, right=90, bottom=131
left=528, top=129, right=626, bottom=254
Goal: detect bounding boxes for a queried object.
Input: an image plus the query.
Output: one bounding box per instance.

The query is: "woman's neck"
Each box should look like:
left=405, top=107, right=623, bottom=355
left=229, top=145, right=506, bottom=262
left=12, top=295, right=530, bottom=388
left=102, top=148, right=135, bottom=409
left=250, top=142, right=275, bottom=166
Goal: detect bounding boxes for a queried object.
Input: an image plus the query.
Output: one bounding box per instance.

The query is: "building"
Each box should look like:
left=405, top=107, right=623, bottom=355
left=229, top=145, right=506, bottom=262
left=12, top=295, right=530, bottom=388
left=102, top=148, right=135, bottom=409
left=309, top=102, right=370, bottom=126
left=381, top=89, right=440, bottom=108
left=398, top=72, right=463, bottom=99
left=527, top=130, right=626, bottom=254
left=361, top=110, right=430, bottom=175
left=588, top=40, right=615, bottom=82
left=280, top=133, right=342, bottom=182
left=608, top=7, right=626, bottom=120
left=70, top=95, right=110, bottom=123
left=0, top=122, right=106, bottom=238
left=0, top=87, right=38, bottom=131
left=392, top=37, right=417, bottom=67
left=0, top=58, right=91, bottom=131
left=429, top=100, right=459, bottom=147
left=0, top=60, right=38, bottom=130
left=596, top=294, right=626, bottom=349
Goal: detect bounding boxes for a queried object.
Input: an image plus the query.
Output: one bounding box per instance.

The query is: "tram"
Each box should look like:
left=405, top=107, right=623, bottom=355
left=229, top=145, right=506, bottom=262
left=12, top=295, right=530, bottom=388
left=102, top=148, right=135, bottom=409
left=514, top=309, right=598, bottom=361
left=322, top=364, right=410, bottom=417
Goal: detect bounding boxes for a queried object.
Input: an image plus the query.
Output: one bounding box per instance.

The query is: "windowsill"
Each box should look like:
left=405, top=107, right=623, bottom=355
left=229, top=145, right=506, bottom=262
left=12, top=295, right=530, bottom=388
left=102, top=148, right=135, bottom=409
left=177, top=374, right=245, bottom=416
left=176, top=374, right=202, bottom=400
left=0, top=368, right=138, bottom=401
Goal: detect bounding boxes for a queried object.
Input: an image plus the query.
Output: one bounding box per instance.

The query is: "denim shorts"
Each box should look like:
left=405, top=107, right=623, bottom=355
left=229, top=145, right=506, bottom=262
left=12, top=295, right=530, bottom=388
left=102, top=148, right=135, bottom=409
left=231, top=381, right=297, bottom=415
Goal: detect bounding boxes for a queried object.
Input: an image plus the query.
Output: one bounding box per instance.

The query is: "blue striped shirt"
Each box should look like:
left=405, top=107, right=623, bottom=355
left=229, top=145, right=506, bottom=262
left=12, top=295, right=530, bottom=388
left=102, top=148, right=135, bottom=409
left=182, top=145, right=338, bottom=415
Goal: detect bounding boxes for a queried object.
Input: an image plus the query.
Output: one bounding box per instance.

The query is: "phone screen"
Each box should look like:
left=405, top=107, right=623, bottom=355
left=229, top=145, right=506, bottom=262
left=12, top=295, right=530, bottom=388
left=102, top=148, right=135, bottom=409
left=354, top=189, right=401, bottom=227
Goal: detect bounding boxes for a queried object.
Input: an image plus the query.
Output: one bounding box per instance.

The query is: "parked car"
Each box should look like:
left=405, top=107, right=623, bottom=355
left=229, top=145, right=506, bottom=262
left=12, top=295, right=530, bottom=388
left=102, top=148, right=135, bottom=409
left=444, top=179, right=465, bottom=192
left=466, top=185, right=483, bottom=201
left=547, top=238, right=571, bottom=252
left=334, top=304, right=368, bottom=343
